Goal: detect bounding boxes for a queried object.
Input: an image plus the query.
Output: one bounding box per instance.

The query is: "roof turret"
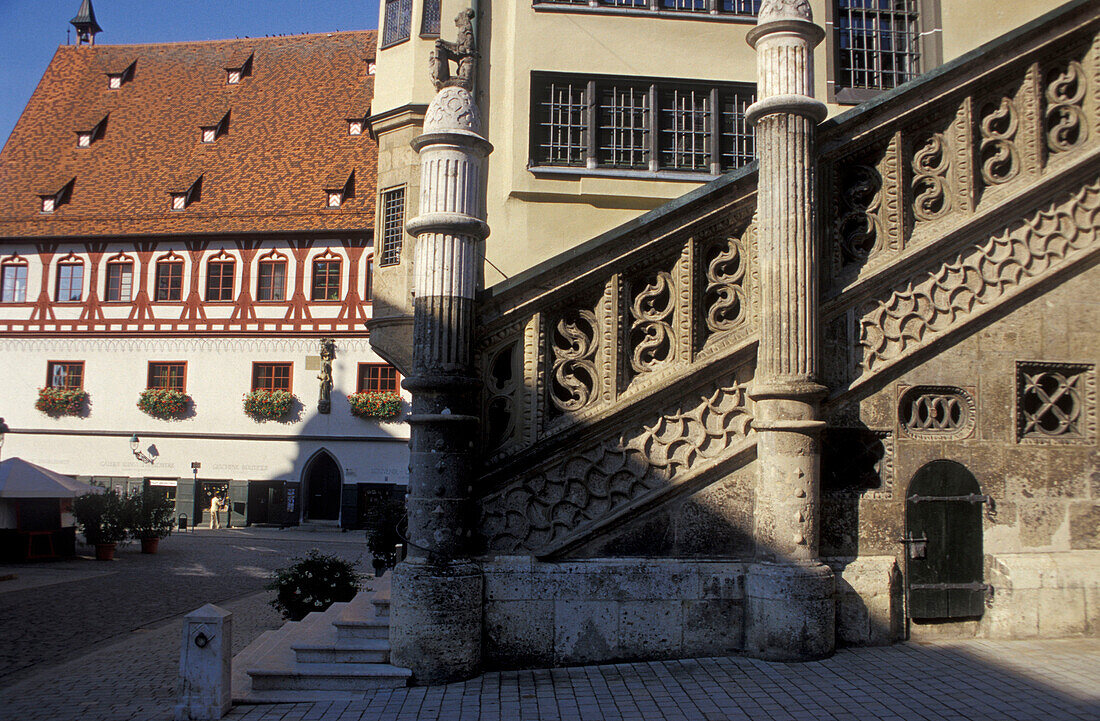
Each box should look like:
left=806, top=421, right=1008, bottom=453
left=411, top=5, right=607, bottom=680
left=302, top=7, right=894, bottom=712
left=70, top=0, right=103, bottom=45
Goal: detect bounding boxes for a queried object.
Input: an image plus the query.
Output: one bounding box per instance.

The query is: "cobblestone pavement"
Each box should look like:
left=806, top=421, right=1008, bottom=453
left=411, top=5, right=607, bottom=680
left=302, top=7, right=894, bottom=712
left=223, top=639, right=1099, bottom=721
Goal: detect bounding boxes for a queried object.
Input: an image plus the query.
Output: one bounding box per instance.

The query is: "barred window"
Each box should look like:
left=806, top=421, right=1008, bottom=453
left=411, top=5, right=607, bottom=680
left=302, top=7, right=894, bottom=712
left=535, top=0, right=760, bottom=14
left=421, top=0, right=441, bottom=36
left=379, top=186, right=406, bottom=267
left=253, top=362, right=292, bottom=392
left=834, top=0, right=921, bottom=93
left=532, top=73, right=755, bottom=175
left=148, top=362, right=186, bottom=391
left=382, top=0, right=413, bottom=48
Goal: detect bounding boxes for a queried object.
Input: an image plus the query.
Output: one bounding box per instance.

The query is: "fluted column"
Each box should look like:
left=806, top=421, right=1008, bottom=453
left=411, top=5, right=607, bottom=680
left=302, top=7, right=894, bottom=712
left=743, top=0, right=835, bottom=662
left=389, top=85, right=492, bottom=684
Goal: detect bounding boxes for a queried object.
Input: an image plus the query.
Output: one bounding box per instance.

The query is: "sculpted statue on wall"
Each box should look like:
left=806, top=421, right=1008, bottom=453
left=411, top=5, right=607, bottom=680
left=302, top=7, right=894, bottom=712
left=317, top=337, right=335, bottom=414
left=430, top=9, right=477, bottom=92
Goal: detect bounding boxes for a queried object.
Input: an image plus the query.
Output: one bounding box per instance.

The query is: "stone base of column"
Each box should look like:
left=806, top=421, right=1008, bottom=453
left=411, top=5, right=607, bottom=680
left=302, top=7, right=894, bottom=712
left=744, top=561, right=835, bottom=661
left=389, top=557, right=483, bottom=685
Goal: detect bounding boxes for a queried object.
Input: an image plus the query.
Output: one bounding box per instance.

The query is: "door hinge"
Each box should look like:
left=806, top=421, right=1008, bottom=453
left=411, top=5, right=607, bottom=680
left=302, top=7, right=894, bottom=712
left=910, top=581, right=994, bottom=597
left=907, top=493, right=991, bottom=504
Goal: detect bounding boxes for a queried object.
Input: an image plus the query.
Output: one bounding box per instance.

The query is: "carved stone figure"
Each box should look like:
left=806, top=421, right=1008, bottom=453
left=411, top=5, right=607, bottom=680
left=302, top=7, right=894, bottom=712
left=317, top=337, right=334, bottom=414
left=429, top=9, right=477, bottom=91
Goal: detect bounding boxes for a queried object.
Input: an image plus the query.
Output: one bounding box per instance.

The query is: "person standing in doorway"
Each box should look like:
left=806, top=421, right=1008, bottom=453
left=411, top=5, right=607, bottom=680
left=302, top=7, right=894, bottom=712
left=209, top=494, right=222, bottom=529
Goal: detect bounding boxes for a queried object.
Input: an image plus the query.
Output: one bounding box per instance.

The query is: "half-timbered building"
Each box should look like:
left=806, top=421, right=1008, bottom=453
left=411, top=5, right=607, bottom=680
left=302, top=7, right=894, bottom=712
left=0, top=24, right=407, bottom=529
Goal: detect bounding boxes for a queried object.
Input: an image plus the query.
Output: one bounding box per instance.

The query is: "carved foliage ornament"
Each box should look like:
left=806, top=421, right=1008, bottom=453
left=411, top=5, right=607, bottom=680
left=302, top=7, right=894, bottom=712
left=702, top=234, right=748, bottom=336
left=911, top=133, right=952, bottom=222
left=628, top=269, right=676, bottom=375
left=836, top=163, right=883, bottom=262
left=484, top=340, right=520, bottom=451
left=1044, top=60, right=1088, bottom=154
left=978, top=96, right=1021, bottom=186
left=549, top=306, right=600, bottom=414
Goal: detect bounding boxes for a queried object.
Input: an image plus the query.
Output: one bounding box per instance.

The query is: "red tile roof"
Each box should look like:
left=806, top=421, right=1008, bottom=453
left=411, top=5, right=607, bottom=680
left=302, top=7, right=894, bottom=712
left=0, top=31, right=377, bottom=239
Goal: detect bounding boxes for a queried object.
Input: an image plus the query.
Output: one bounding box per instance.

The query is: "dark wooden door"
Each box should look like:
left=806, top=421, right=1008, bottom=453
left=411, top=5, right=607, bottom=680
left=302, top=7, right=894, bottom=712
left=305, top=453, right=341, bottom=521
left=906, top=460, right=986, bottom=619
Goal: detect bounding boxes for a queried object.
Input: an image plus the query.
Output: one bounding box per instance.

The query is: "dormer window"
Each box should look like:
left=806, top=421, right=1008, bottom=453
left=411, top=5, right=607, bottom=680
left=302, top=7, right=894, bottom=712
left=77, top=132, right=92, bottom=147
left=202, top=128, right=216, bottom=143
left=348, top=120, right=364, bottom=136
left=75, top=115, right=108, bottom=148
left=108, top=74, right=122, bottom=89
left=167, top=175, right=202, bottom=211
left=37, top=177, right=74, bottom=214
left=105, top=61, right=135, bottom=90
left=323, top=170, right=355, bottom=209
left=199, top=110, right=230, bottom=144
left=225, top=53, right=254, bottom=85
left=41, top=196, right=57, bottom=213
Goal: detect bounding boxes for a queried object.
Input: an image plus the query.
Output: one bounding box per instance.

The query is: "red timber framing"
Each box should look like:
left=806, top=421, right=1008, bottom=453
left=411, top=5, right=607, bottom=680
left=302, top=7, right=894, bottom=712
left=0, top=234, right=373, bottom=337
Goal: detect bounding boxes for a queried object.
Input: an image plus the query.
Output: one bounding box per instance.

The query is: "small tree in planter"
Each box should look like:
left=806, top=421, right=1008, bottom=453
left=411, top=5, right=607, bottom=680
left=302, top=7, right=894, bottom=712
left=243, top=389, right=297, bottom=421
left=35, top=387, right=89, bottom=416
left=348, top=391, right=402, bottom=420
left=364, top=497, right=406, bottom=577
left=124, top=490, right=175, bottom=554
left=137, top=388, right=190, bottom=419
left=266, top=550, right=363, bottom=621
left=72, top=489, right=128, bottom=560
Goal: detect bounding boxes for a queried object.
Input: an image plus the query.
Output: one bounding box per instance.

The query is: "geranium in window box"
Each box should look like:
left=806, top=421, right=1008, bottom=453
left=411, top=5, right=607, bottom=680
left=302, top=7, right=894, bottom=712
left=137, top=388, right=190, bottom=419
left=243, top=389, right=297, bottom=421
left=35, top=387, right=89, bottom=416
left=348, top=391, right=402, bottom=420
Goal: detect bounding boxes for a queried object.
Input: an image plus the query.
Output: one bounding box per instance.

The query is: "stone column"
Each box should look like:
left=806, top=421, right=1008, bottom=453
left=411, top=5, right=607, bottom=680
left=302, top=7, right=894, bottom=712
left=743, top=0, right=835, bottom=661
left=389, top=85, right=492, bottom=684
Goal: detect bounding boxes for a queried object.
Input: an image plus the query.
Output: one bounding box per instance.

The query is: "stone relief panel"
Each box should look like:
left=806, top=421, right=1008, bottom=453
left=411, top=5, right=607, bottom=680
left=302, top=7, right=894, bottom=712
left=827, top=134, right=902, bottom=279
left=857, top=175, right=1100, bottom=378
left=479, top=364, right=755, bottom=556
left=1016, top=361, right=1096, bottom=444
left=547, top=290, right=604, bottom=418
left=694, top=221, right=756, bottom=357
left=897, top=385, right=977, bottom=441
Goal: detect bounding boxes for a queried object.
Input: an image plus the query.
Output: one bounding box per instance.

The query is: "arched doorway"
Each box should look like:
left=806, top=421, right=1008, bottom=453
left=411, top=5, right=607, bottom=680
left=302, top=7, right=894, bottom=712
left=302, top=450, right=342, bottom=522
left=904, top=459, right=988, bottom=620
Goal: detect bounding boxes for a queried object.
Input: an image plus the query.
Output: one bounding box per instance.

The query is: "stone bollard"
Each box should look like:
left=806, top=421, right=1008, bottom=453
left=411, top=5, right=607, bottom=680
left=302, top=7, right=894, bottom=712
left=174, top=603, right=232, bottom=721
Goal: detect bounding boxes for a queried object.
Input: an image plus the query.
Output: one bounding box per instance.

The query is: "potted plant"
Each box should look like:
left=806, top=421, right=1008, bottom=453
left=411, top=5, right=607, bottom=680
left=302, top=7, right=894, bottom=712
left=34, top=387, right=89, bottom=416
left=348, top=391, right=402, bottom=420
left=242, top=389, right=297, bottom=421
left=364, top=497, right=405, bottom=577
left=137, top=388, right=190, bottom=419
left=71, top=489, right=128, bottom=560
left=125, top=490, right=175, bottom=554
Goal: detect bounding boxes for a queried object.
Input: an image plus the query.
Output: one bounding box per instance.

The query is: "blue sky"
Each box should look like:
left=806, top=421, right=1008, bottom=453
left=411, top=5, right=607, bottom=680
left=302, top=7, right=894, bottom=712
left=0, top=0, right=382, bottom=148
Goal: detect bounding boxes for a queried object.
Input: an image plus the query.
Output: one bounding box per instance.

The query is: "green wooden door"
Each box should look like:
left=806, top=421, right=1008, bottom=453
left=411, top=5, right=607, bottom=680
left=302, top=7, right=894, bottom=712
left=905, top=460, right=986, bottom=620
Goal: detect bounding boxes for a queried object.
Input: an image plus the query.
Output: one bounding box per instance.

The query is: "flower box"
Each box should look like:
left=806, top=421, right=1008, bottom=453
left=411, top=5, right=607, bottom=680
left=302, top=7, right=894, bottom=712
left=349, top=391, right=402, bottom=419
left=137, top=388, right=190, bottom=419
left=243, top=389, right=297, bottom=421
left=35, top=387, right=88, bottom=416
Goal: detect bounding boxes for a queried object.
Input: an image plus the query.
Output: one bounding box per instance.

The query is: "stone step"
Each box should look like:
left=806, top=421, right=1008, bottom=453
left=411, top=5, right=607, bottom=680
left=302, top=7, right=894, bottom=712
left=293, top=638, right=391, bottom=664
left=247, top=662, right=411, bottom=692
left=335, top=591, right=391, bottom=642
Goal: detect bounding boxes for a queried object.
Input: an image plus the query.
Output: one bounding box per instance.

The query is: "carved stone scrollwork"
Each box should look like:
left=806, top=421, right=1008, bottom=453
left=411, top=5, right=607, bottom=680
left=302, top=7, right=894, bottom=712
left=898, top=385, right=976, bottom=440
left=979, top=97, right=1021, bottom=186
left=702, top=235, right=748, bottom=336
left=549, top=307, right=600, bottom=414
left=911, top=133, right=952, bottom=222
left=1016, top=361, right=1095, bottom=443
left=484, top=340, right=520, bottom=451
left=480, top=371, right=754, bottom=554
left=1044, top=60, right=1088, bottom=154
left=628, top=270, right=676, bottom=376
left=836, top=164, right=883, bottom=262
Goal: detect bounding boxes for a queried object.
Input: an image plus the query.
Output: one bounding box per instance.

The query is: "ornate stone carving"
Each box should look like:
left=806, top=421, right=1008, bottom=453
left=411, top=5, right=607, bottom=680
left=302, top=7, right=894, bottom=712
left=911, top=133, right=952, bottom=222
left=316, top=337, right=334, bottom=414
left=835, top=163, right=883, bottom=262
left=702, top=234, right=748, bottom=336
left=423, top=85, right=481, bottom=136
left=1044, top=60, right=1088, bottom=154
left=1016, top=361, right=1095, bottom=443
left=429, top=9, right=477, bottom=92
left=758, top=0, right=812, bottom=23
left=480, top=372, right=754, bottom=554
left=978, top=96, right=1021, bottom=186
left=859, top=176, right=1100, bottom=375
left=628, top=269, right=676, bottom=376
left=898, top=385, right=976, bottom=440
left=549, top=306, right=600, bottom=414
left=484, top=340, right=520, bottom=451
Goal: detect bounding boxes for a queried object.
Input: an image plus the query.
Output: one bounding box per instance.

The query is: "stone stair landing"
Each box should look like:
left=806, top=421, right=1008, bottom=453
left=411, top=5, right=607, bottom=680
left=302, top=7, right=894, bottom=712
left=232, top=576, right=410, bottom=703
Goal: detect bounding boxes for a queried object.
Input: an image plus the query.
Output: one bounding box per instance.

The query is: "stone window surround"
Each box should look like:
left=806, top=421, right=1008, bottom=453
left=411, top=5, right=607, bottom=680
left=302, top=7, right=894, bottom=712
left=528, top=71, right=756, bottom=179
left=824, top=0, right=942, bottom=105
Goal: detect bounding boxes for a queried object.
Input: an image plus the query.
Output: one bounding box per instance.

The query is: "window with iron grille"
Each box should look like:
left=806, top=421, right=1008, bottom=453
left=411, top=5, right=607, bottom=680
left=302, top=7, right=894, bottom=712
left=421, top=0, right=441, bottom=36
left=358, top=363, right=400, bottom=393
left=834, top=0, right=921, bottom=95
left=253, top=362, right=292, bottom=392
left=56, top=262, right=84, bottom=302
left=532, top=73, right=755, bottom=175
left=1, top=262, right=28, bottom=303
left=534, top=0, right=760, bottom=14
left=311, top=258, right=342, bottom=301
left=257, top=259, right=287, bottom=301
left=155, top=260, right=183, bottom=301
left=148, top=362, right=186, bottom=391
left=206, top=259, right=235, bottom=302
left=382, top=0, right=413, bottom=48
left=47, top=361, right=84, bottom=389
left=105, top=261, right=133, bottom=302
left=379, top=186, right=406, bottom=267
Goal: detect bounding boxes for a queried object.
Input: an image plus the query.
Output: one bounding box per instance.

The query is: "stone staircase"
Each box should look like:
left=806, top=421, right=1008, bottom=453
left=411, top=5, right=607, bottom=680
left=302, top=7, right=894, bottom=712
left=232, top=577, right=410, bottom=702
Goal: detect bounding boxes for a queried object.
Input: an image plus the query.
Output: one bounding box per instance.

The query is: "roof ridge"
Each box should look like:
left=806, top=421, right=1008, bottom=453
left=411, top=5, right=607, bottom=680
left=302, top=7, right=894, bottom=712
left=52, top=29, right=377, bottom=53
